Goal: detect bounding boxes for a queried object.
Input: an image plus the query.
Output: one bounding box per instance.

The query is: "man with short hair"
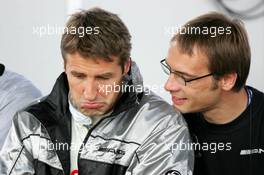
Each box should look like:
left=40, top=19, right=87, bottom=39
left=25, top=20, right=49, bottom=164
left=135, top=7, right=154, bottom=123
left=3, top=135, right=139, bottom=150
left=162, top=12, right=264, bottom=175
left=0, top=63, right=42, bottom=150
left=0, top=8, right=193, bottom=175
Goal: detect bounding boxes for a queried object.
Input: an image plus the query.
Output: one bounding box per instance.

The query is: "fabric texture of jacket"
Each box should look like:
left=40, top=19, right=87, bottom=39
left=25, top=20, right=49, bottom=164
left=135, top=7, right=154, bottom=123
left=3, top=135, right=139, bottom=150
left=0, top=62, right=193, bottom=175
left=0, top=64, right=42, bottom=150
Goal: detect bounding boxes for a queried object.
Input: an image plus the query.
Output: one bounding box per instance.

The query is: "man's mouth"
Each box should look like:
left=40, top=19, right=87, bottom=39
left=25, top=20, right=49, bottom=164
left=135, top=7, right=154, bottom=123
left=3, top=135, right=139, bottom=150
left=81, top=102, right=104, bottom=109
left=172, top=96, right=187, bottom=106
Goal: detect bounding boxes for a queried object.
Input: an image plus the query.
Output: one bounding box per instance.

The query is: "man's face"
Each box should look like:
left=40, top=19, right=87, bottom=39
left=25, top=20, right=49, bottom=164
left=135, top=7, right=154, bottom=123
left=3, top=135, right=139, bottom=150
left=65, top=53, right=130, bottom=116
left=164, top=42, right=221, bottom=114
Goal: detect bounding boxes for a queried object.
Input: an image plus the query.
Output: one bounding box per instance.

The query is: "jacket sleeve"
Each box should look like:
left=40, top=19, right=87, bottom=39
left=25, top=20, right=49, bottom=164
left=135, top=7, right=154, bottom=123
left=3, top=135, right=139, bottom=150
left=0, top=112, right=35, bottom=175
left=0, top=81, right=41, bottom=150
left=0, top=110, right=63, bottom=175
left=126, top=116, right=194, bottom=175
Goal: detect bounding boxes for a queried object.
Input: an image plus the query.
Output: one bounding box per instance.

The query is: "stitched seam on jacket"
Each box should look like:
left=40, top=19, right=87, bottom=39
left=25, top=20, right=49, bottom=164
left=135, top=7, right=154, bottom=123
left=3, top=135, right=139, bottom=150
left=9, top=145, right=25, bottom=175
left=90, top=135, right=141, bottom=146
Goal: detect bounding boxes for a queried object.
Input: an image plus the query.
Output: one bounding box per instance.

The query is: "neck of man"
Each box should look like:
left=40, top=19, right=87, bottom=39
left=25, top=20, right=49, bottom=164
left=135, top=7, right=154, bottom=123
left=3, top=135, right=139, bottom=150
left=202, top=87, right=248, bottom=125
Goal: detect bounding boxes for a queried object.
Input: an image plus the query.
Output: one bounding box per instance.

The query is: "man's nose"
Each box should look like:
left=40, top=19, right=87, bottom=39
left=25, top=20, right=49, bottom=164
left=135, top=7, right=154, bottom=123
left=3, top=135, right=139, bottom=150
left=164, top=74, right=181, bottom=92
left=83, top=79, right=98, bottom=101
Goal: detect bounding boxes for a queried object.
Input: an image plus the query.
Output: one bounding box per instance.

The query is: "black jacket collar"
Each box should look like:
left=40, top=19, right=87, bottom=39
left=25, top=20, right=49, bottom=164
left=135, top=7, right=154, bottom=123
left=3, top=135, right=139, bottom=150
left=0, top=64, right=5, bottom=76
left=46, top=72, right=141, bottom=120
left=27, top=71, right=142, bottom=175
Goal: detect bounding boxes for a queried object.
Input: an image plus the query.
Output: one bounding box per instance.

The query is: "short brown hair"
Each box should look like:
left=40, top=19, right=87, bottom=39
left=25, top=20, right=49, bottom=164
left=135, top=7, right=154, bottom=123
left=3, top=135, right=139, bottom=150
left=61, top=7, right=131, bottom=70
left=171, top=12, right=251, bottom=91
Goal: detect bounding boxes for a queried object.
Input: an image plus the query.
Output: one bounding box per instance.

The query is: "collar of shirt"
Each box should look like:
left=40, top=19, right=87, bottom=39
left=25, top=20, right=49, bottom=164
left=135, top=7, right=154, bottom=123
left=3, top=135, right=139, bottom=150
left=69, top=100, right=92, bottom=126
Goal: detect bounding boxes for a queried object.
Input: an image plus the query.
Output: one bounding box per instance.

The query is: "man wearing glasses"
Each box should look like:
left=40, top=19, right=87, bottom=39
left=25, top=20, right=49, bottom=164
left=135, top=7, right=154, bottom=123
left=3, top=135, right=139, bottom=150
left=162, top=12, right=264, bottom=175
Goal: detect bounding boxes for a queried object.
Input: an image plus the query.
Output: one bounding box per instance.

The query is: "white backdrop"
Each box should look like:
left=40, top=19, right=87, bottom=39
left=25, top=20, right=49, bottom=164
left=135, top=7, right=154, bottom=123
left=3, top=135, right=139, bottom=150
left=1, top=0, right=264, bottom=103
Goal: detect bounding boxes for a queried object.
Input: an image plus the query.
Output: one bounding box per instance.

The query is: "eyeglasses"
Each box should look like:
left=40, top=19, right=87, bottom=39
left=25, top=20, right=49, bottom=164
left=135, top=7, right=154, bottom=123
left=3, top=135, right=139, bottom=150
left=160, top=59, right=213, bottom=86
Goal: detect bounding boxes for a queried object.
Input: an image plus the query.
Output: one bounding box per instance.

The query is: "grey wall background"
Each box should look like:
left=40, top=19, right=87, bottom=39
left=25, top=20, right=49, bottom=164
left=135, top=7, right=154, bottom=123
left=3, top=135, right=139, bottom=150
left=1, top=0, right=263, bottom=103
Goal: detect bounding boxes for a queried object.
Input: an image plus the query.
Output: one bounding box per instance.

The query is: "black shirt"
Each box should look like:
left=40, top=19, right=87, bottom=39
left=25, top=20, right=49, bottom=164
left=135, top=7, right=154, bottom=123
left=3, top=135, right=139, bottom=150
left=184, top=86, right=264, bottom=175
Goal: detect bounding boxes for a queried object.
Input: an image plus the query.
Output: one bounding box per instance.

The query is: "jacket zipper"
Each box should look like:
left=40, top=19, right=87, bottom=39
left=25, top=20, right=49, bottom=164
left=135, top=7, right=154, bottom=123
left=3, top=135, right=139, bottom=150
left=76, top=102, right=137, bottom=170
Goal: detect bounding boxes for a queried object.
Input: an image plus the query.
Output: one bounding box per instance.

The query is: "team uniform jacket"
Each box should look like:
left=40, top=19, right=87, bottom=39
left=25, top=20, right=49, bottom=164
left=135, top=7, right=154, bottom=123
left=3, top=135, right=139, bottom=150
left=0, top=63, right=193, bottom=175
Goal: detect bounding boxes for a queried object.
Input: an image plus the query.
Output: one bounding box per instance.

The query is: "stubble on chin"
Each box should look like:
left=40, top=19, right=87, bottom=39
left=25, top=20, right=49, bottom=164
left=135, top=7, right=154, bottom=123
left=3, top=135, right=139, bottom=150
left=68, top=92, right=106, bottom=117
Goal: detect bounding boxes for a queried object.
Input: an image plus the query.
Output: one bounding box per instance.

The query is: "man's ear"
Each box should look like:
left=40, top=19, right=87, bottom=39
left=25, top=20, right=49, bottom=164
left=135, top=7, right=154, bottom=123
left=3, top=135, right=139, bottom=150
left=219, top=72, right=237, bottom=91
left=63, top=54, right=68, bottom=72
left=64, top=61, right=70, bottom=76
left=123, top=58, right=131, bottom=75
left=64, top=61, right=67, bottom=71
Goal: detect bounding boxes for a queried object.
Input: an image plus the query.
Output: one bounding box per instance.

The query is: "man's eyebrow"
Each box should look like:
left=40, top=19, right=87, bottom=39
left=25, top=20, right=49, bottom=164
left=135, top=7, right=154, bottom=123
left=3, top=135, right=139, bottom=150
left=96, top=72, right=113, bottom=77
left=70, top=71, right=114, bottom=77
left=173, top=70, right=196, bottom=78
left=165, top=60, right=196, bottom=78
left=71, top=71, right=86, bottom=75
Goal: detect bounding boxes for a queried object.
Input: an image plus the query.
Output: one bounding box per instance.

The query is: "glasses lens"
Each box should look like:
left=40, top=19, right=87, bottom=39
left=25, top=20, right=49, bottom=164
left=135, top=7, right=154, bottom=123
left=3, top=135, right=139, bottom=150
left=174, top=75, right=186, bottom=86
left=161, top=63, right=170, bottom=75
left=160, top=60, right=186, bottom=86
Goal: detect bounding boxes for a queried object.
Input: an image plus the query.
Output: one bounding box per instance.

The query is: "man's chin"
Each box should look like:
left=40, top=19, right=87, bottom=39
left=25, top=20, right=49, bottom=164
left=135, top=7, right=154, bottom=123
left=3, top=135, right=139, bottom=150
left=172, top=105, right=188, bottom=114
left=81, top=109, right=106, bottom=117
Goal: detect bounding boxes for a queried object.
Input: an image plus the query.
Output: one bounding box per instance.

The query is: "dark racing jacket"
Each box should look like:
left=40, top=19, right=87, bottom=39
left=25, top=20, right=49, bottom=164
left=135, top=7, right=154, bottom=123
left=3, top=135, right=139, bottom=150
left=0, top=63, right=193, bottom=175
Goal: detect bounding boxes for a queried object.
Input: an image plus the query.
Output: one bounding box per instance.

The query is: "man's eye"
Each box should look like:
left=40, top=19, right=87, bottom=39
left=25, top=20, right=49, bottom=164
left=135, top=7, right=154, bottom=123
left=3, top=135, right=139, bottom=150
left=182, top=76, right=191, bottom=80
left=173, top=73, right=188, bottom=80
left=184, top=76, right=194, bottom=81
left=97, top=77, right=110, bottom=80
left=177, top=73, right=193, bottom=81
left=73, top=74, right=85, bottom=79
